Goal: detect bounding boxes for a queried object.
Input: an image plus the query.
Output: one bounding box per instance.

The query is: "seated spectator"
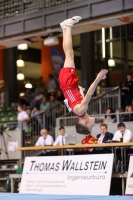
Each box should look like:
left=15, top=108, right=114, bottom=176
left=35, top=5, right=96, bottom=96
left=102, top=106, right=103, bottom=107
left=54, top=126, right=67, bottom=146
left=40, top=96, right=50, bottom=111
left=17, top=104, right=29, bottom=132
left=57, top=90, right=64, bottom=102
left=95, top=123, right=113, bottom=153
left=55, top=103, right=65, bottom=118
left=20, top=89, right=35, bottom=106
left=47, top=74, right=56, bottom=97
left=113, top=122, right=133, bottom=142
left=103, top=108, right=115, bottom=124
left=45, top=95, right=60, bottom=129
left=35, top=129, right=56, bottom=156
left=30, top=89, right=43, bottom=109
left=54, top=126, right=72, bottom=154
left=26, top=108, right=31, bottom=117
left=44, top=104, right=64, bottom=131
left=23, top=104, right=27, bottom=111
left=45, top=109, right=53, bottom=131
left=97, top=123, right=113, bottom=143
left=95, top=108, right=115, bottom=124
left=49, top=95, right=60, bottom=108
left=113, top=122, right=133, bottom=172
left=113, top=108, right=124, bottom=123
left=123, top=105, right=133, bottom=122
left=125, top=105, right=128, bottom=112
left=31, top=105, right=42, bottom=128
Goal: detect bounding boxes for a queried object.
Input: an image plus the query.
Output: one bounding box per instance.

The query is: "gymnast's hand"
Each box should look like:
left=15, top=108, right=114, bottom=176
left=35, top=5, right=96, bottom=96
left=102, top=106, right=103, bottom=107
left=78, top=85, right=85, bottom=92
left=96, top=69, right=108, bottom=81
left=78, top=85, right=85, bottom=98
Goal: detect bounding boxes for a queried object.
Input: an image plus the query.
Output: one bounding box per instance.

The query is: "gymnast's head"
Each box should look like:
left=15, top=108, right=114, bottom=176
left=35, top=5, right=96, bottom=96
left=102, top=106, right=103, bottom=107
left=75, top=116, right=95, bottom=135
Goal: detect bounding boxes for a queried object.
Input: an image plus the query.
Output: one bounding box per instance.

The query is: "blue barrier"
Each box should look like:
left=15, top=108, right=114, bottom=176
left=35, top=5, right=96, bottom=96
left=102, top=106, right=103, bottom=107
left=0, top=194, right=132, bottom=200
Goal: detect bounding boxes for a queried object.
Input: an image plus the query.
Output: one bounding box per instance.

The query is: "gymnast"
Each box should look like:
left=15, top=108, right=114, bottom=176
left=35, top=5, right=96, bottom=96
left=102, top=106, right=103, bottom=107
left=58, top=16, right=108, bottom=135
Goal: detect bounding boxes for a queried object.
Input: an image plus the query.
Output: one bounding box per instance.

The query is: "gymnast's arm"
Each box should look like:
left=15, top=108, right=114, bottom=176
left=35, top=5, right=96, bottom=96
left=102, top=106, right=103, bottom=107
left=74, top=69, right=108, bottom=114
left=79, top=78, right=100, bottom=112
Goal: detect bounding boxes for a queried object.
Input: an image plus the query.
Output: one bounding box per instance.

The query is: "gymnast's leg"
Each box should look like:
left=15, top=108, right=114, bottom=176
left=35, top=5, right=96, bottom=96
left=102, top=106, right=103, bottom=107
left=61, top=16, right=82, bottom=68
left=62, top=26, right=75, bottom=68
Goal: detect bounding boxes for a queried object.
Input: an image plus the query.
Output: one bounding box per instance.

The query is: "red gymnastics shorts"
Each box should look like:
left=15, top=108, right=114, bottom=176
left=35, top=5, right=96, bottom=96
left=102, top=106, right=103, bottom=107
left=58, top=67, right=84, bottom=116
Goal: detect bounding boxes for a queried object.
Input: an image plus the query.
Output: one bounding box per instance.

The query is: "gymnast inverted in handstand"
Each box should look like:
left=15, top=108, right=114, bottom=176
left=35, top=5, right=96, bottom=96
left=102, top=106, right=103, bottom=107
left=58, top=16, right=108, bottom=135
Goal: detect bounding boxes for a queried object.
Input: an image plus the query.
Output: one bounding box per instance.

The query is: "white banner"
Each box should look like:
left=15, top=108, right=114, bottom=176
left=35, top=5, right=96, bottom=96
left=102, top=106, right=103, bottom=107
left=125, top=155, right=133, bottom=196
left=20, top=154, right=113, bottom=195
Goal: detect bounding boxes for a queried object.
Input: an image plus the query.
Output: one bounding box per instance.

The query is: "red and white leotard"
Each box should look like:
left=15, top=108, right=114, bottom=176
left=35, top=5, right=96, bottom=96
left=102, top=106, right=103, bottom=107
left=58, top=67, right=85, bottom=117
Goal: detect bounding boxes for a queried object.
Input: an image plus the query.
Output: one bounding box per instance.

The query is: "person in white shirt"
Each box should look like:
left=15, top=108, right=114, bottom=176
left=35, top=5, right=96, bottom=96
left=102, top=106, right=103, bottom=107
left=113, top=122, right=133, bottom=172
left=17, top=104, right=29, bottom=131
left=54, top=126, right=67, bottom=146
left=113, top=122, right=133, bottom=142
left=35, top=129, right=57, bottom=156
left=54, top=127, right=72, bottom=154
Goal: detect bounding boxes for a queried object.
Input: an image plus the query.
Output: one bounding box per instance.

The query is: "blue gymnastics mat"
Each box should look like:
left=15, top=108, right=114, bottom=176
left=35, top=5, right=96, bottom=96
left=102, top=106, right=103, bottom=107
left=0, top=194, right=132, bottom=200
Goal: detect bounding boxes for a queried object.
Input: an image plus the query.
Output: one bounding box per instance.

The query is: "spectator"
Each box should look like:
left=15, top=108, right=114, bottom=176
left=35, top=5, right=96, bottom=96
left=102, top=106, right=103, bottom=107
left=45, top=110, right=53, bottom=131
left=123, top=105, right=133, bottom=122
left=57, top=90, right=64, bottom=102
left=49, top=95, right=60, bottom=108
left=26, top=108, right=31, bottom=117
left=48, top=95, right=60, bottom=128
left=30, top=88, right=43, bottom=109
left=95, top=123, right=113, bottom=154
left=54, top=126, right=67, bottom=146
left=122, top=73, right=133, bottom=106
left=55, top=103, right=65, bottom=118
left=40, top=96, right=50, bottom=111
left=103, top=108, right=115, bottom=124
left=125, top=105, right=129, bottom=112
left=35, top=129, right=56, bottom=156
left=95, top=108, right=115, bottom=124
left=17, top=104, right=29, bottom=132
left=113, top=122, right=133, bottom=142
left=113, top=122, right=133, bottom=172
left=47, top=74, right=56, bottom=97
left=31, top=105, right=42, bottom=128
left=23, top=104, right=27, bottom=111
left=44, top=97, right=61, bottom=131
left=20, top=89, right=35, bottom=106
left=97, top=123, right=113, bottom=143
left=54, top=126, right=72, bottom=154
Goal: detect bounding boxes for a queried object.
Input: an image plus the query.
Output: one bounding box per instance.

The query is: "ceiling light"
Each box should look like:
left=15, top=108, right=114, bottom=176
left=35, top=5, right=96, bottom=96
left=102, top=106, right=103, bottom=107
left=108, top=27, right=115, bottom=67
left=44, top=36, right=59, bottom=46
left=25, top=83, right=32, bottom=89
left=16, top=59, right=25, bottom=67
left=17, top=71, right=25, bottom=80
left=18, top=43, right=28, bottom=50
left=102, top=28, right=105, bottom=58
left=19, top=93, right=25, bottom=97
left=108, top=58, right=115, bottom=67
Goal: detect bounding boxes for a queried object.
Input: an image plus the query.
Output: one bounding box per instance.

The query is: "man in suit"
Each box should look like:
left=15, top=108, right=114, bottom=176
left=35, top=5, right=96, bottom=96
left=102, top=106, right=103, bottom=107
left=95, top=123, right=113, bottom=153
left=97, top=123, right=113, bottom=143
